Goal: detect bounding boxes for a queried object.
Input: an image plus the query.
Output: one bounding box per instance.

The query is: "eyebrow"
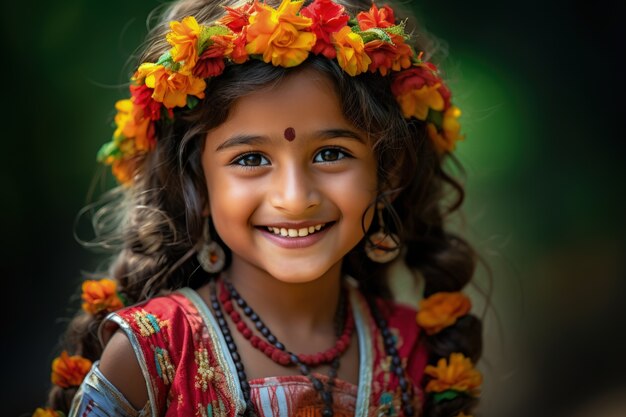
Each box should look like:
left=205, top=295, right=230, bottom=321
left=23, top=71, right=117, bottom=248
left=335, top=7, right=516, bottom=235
left=215, top=134, right=268, bottom=151
left=214, top=128, right=365, bottom=151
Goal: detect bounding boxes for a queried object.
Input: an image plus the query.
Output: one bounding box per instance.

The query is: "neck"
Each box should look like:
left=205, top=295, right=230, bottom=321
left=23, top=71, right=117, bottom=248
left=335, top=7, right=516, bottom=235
left=224, top=258, right=343, bottom=334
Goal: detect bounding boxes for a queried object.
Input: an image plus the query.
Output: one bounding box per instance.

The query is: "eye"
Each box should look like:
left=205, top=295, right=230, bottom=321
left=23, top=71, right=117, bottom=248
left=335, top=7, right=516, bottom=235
left=314, top=148, right=350, bottom=163
left=234, top=153, right=270, bottom=167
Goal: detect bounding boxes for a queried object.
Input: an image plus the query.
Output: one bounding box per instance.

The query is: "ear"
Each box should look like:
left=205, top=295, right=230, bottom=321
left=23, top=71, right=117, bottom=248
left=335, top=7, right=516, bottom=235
left=201, top=202, right=210, bottom=217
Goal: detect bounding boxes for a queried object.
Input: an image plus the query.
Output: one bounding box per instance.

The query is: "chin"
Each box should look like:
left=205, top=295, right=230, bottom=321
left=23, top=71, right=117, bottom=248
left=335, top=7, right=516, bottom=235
left=264, top=259, right=339, bottom=285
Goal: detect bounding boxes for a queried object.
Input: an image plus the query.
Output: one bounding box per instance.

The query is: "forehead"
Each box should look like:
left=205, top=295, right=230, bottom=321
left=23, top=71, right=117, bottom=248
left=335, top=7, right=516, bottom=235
left=208, top=69, right=360, bottom=141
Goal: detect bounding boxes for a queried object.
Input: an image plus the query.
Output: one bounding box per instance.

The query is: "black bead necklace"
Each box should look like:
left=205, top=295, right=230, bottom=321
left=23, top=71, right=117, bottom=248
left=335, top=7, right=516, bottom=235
left=210, top=279, right=346, bottom=417
left=367, top=298, right=415, bottom=416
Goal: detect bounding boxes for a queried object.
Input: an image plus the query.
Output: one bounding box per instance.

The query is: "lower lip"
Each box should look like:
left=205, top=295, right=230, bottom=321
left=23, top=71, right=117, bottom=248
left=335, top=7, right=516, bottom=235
left=258, top=224, right=334, bottom=249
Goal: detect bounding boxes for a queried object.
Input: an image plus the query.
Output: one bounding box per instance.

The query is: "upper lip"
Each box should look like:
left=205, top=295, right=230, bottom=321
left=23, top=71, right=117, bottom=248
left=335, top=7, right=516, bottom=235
left=258, top=221, right=333, bottom=229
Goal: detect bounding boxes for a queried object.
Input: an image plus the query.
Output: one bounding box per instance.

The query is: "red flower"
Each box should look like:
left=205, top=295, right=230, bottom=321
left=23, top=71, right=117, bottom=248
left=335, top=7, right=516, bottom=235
left=391, top=63, right=441, bottom=96
left=357, top=3, right=395, bottom=30
left=193, top=35, right=234, bottom=78
left=365, top=34, right=412, bottom=75
left=301, top=0, right=349, bottom=59
left=230, top=27, right=249, bottom=64
left=130, top=84, right=162, bottom=121
left=218, top=2, right=255, bottom=33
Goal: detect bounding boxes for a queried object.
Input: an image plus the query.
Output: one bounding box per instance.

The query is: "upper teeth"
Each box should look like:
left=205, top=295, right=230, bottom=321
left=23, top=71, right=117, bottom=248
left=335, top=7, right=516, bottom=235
left=266, top=224, right=324, bottom=237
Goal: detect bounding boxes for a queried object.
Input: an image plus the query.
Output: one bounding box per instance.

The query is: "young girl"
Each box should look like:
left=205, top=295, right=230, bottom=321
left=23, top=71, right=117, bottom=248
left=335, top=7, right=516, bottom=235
left=38, top=0, right=483, bottom=416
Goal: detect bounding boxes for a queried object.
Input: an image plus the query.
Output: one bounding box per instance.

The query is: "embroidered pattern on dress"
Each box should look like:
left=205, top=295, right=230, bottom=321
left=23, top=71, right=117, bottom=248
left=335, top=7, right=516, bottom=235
left=195, top=347, right=219, bottom=392
left=133, top=309, right=168, bottom=336
left=154, top=346, right=176, bottom=385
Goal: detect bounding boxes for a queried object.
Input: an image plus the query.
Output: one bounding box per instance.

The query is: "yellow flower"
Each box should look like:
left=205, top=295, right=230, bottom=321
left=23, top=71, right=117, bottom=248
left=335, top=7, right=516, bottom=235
left=135, top=63, right=206, bottom=108
left=51, top=351, right=92, bottom=388
left=81, top=278, right=124, bottom=315
left=427, top=106, right=464, bottom=155
left=32, top=408, right=61, bottom=417
left=425, top=353, right=482, bottom=395
left=166, top=16, right=202, bottom=74
left=395, top=84, right=444, bottom=121
left=332, top=26, right=371, bottom=76
left=416, top=291, right=471, bottom=335
left=112, top=99, right=153, bottom=154
left=246, top=0, right=316, bottom=67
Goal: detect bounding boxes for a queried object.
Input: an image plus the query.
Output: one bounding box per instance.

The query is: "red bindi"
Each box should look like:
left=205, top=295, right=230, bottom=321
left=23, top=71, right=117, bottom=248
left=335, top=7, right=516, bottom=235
left=283, top=127, right=296, bottom=141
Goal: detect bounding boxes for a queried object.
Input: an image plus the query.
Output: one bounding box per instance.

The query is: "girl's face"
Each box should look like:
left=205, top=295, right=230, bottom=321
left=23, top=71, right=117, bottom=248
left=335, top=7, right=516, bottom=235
left=202, top=69, right=377, bottom=284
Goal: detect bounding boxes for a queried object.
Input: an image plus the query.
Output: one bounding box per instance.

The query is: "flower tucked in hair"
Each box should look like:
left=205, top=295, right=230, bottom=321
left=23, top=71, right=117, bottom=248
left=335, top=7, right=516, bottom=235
left=32, top=408, right=64, bottom=417
left=424, top=353, right=482, bottom=400
left=99, top=0, right=464, bottom=184
left=391, top=62, right=463, bottom=154
left=416, top=291, right=472, bottom=335
left=51, top=351, right=92, bottom=388
left=81, top=278, right=124, bottom=315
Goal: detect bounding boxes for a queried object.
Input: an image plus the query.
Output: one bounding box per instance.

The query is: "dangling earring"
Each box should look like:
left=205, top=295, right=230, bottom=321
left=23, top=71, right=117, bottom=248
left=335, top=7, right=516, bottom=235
left=365, top=202, right=401, bottom=263
left=197, top=217, right=225, bottom=273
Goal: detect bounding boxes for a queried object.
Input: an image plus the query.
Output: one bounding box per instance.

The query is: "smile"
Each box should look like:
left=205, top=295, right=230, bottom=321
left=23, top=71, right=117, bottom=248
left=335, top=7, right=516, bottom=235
left=265, top=223, right=327, bottom=238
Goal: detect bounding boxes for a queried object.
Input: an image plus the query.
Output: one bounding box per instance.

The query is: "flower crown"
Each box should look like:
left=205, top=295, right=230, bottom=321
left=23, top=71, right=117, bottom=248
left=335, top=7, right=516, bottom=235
left=98, top=0, right=464, bottom=184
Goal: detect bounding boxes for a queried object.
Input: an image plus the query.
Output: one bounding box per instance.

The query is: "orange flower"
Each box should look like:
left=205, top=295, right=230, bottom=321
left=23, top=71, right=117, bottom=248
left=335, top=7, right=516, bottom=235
left=166, top=16, right=202, bottom=73
left=81, top=278, right=124, bottom=315
left=365, top=34, right=412, bottom=76
left=245, top=0, right=316, bottom=67
left=112, top=99, right=155, bottom=154
left=111, top=157, right=141, bottom=185
left=332, top=26, right=371, bottom=76
left=394, top=84, right=444, bottom=120
left=425, top=353, right=482, bottom=395
left=427, top=106, right=464, bottom=155
left=416, top=291, right=471, bottom=335
left=51, top=351, right=92, bottom=388
left=357, top=3, right=396, bottom=30
left=135, top=63, right=206, bottom=108
left=32, top=408, right=61, bottom=417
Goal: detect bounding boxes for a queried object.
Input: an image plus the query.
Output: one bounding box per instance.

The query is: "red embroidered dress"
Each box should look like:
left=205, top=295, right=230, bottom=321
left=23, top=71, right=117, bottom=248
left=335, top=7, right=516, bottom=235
left=70, top=281, right=428, bottom=416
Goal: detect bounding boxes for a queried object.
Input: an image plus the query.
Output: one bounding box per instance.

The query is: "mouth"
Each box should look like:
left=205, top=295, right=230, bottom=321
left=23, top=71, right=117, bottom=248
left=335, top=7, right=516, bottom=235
left=260, top=222, right=333, bottom=238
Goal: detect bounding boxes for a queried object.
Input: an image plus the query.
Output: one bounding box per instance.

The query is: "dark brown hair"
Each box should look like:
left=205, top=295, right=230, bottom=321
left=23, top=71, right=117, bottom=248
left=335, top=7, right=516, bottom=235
left=48, top=1, right=482, bottom=416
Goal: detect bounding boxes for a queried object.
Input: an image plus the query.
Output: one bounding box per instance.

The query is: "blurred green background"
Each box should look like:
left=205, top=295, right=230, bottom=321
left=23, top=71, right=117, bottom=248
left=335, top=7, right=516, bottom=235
left=3, top=0, right=624, bottom=416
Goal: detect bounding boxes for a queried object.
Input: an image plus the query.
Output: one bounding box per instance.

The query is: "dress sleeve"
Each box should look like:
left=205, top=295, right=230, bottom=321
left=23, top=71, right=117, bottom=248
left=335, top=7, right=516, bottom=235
left=68, top=361, right=151, bottom=417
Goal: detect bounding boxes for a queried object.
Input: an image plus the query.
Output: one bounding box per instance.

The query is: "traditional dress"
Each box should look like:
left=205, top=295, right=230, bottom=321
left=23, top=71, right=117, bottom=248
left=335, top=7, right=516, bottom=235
left=70, top=280, right=428, bottom=416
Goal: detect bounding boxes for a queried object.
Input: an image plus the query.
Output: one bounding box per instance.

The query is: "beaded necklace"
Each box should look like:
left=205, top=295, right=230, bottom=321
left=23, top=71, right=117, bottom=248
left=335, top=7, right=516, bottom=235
left=209, top=278, right=414, bottom=416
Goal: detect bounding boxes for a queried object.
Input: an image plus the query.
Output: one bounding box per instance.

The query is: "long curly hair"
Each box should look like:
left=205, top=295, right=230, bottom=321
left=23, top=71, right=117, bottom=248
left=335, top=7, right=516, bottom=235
left=47, top=1, right=482, bottom=416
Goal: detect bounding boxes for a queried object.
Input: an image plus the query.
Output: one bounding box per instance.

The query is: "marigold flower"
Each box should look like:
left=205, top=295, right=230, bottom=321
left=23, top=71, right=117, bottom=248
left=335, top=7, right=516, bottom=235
left=424, top=353, right=482, bottom=395
left=112, top=99, right=155, bottom=154
left=81, top=278, right=124, bottom=315
left=166, top=16, right=202, bottom=73
left=111, top=158, right=140, bottom=185
left=332, top=26, right=371, bottom=76
left=394, top=84, right=444, bottom=120
left=135, top=63, right=206, bottom=108
left=51, top=351, right=92, bottom=388
left=301, top=0, right=349, bottom=59
left=32, top=408, right=61, bottom=417
left=231, top=27, right=250, bottom=64
left=365, top=34, right=412, bottom=76
left=219, top=2, right=255, bottom=33
left=130, top=84, right=162, bottom=121
left=245, top=0, right=316, bottom=67
left=357, top=3, right=396, bottom=30
left=427, top=106, right=464, bottom=155
left=193, top=34, right=234, bottom=78
left=416, top=291, right=471, bottom=335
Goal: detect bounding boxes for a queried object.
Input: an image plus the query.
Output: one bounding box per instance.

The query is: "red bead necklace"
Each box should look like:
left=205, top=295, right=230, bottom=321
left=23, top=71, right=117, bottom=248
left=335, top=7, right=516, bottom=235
left=218, top=279, right=355, bottom=367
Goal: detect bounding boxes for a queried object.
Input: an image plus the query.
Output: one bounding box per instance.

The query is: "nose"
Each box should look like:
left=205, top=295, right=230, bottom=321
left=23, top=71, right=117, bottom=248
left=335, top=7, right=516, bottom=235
left=268, top=164, right=321, bottom=214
